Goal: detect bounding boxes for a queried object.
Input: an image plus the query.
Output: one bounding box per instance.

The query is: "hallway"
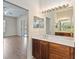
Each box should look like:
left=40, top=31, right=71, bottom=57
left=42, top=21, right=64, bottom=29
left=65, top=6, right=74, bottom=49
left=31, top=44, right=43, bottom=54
left=3, top=36, right=27, bottom=59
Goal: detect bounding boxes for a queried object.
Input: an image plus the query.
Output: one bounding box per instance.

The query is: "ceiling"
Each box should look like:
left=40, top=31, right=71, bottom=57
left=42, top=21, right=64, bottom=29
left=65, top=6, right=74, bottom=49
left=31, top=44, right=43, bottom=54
left=3, top=1, right=27, bottom=18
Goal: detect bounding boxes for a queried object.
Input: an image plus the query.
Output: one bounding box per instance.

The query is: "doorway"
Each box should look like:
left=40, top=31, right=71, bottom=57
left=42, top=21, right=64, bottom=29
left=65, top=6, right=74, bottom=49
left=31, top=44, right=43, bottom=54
left=3, top=1, right=29, bottom=59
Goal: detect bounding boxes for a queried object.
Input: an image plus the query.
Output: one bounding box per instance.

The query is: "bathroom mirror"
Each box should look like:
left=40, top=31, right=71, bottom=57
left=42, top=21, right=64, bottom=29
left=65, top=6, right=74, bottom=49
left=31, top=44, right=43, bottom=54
left=42, top=6, right=74, bottom=37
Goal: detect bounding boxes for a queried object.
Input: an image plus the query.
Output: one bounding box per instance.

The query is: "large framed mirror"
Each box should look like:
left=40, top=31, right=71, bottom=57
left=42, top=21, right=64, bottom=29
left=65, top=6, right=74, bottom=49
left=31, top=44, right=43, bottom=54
left=42, top=5, right=74, bottom=37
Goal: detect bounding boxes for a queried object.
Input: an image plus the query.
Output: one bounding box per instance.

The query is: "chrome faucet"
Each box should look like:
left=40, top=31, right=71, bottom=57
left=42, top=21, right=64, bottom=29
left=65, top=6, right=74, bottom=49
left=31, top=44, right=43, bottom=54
left=43, top=34, right=48, bottom=39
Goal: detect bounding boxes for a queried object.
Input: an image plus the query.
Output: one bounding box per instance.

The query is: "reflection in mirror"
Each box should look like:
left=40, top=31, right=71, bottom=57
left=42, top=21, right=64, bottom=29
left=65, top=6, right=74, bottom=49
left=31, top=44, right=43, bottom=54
left=55, top=19, right=72, bottom=32
left=3, top=1, right=29, bottom=59
left=42, top=5, right=74, bottom=37
left=33, top=16, right=44, bottom=28
left=46, top=17, right=51, bottom=35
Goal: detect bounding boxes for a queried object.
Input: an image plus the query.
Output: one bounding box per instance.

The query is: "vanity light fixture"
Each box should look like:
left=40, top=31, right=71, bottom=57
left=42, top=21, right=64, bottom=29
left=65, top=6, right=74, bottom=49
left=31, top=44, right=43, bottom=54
left=42, top=4, right=69, bottom=13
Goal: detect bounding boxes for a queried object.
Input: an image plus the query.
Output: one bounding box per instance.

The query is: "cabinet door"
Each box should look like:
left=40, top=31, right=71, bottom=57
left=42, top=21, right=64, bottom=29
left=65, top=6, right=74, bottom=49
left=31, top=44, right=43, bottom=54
left=32, top=39, right=35, bottom=57
left=40, top=41, right=48, bottom=59
left=49, top=43, right=71, bottom=59
left=32, top=39, right=41, bottom=59
left=70, top=48, right=75, bottom=59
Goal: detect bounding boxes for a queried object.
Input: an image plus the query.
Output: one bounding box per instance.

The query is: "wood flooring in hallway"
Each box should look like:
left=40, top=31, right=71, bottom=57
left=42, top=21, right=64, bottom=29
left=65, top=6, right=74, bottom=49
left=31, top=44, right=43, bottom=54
left=3, top=36, right=27, bottom=59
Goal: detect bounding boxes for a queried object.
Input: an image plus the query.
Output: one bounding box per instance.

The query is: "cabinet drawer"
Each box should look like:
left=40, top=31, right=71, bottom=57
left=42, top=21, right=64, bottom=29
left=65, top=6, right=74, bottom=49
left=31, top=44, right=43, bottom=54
left=49, top=43, right=70, bottom=52
left=49, top=43, right=70, bottom=56
left=49, top=49, right=70, bottom=56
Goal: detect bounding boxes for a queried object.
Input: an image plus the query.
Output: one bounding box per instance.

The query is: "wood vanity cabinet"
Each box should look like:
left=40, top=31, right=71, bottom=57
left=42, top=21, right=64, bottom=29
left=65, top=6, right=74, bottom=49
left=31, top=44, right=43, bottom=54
left=32, top=39, right=41, bottom=59
left=32, top=39, right=48, bottom=59
left=49, top=42, right=75, bottom=59
left=32, top=39, right=75, bottom=59
left=40, top=40, right=48, bottom=59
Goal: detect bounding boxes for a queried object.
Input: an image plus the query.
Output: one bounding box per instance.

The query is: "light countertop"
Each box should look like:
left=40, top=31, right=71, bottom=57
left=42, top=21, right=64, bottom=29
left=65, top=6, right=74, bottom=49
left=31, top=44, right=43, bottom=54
left=32, top=35, right=75, bottom=47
